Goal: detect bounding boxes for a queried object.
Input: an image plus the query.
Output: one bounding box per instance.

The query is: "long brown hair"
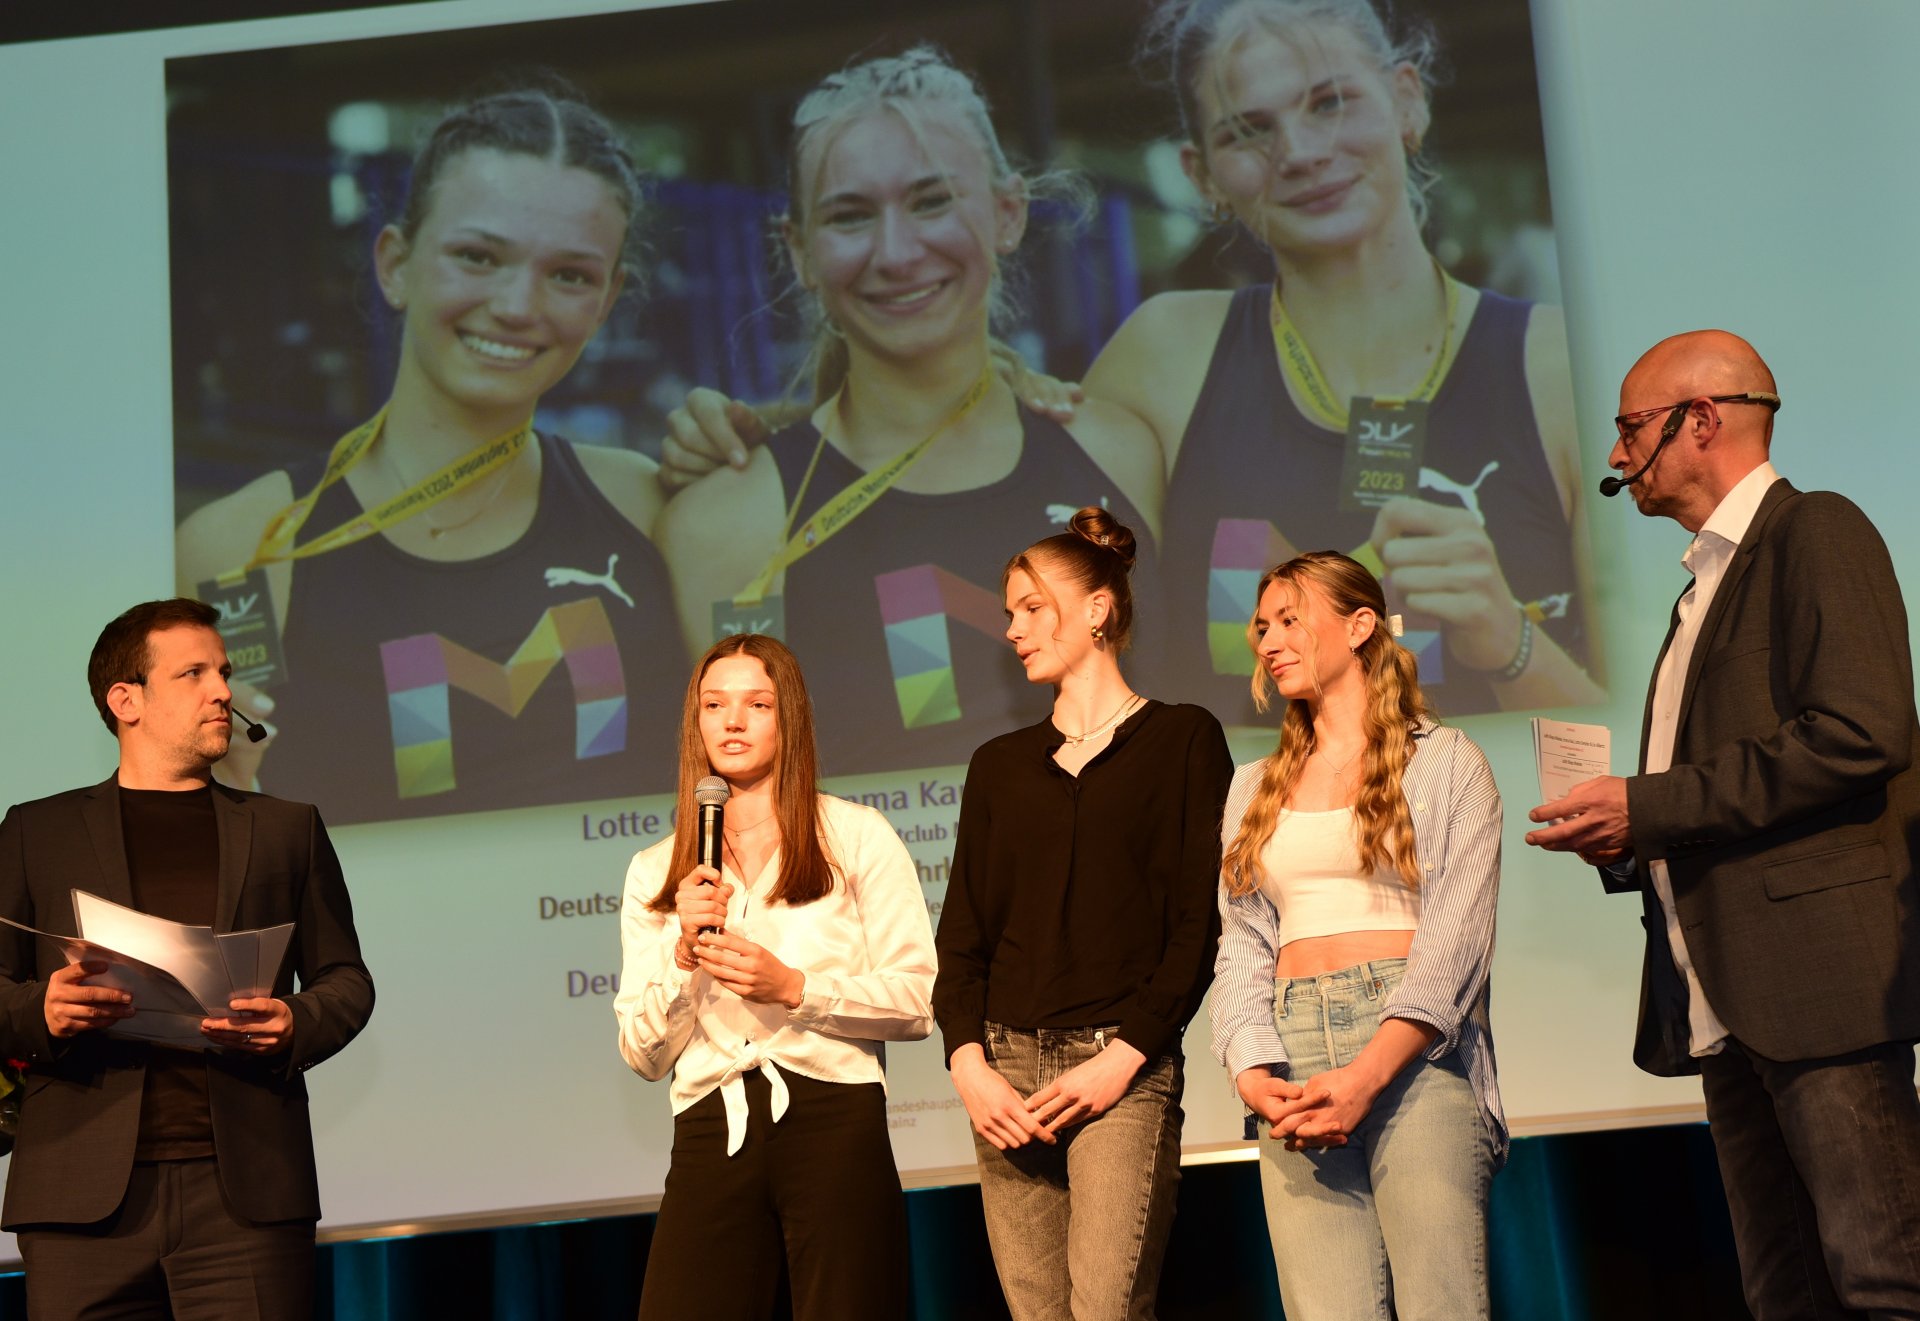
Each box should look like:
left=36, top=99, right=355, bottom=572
left=649, top=634, right=836, bottom=911
left=1221, top=551, right=1431, bottom=896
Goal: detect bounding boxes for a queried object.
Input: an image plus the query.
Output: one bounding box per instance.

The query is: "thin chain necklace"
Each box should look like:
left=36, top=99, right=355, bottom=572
left=724, top=812, right=776, bottom=837
left=1315, top=739, right=1365, bottom=780
left=1058, top=692, right=1142, bottom=746
left=384, top=433, right=525, bottom=538
left=423, top=463, right=517, bottom=538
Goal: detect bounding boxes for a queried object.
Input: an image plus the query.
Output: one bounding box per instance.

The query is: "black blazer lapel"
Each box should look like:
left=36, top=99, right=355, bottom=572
left=1673, top=478, right=1796, bottom=741
left=1638, top=588, right=1690, bottom=775
left=211, top=785, right=252, bottom=935
left=76, top=778, right=134, bottom=922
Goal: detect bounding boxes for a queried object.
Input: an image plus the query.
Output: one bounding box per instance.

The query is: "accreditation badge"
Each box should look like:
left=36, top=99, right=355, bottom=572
left=198, top=567, right=288, bottom=688
left=711, top=596, right=786, bottom=643
left=1338, top=397, right=1429, bottom=513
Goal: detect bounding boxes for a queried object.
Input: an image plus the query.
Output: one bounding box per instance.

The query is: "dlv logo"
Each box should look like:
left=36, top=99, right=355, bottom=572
left=380, top=599, right=627, bottom=798
left=875, top=565, right=1006, bottom=728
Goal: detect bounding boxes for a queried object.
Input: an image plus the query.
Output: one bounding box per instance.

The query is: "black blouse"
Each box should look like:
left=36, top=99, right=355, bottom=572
left=932, top=700, right=1233, bottom=1063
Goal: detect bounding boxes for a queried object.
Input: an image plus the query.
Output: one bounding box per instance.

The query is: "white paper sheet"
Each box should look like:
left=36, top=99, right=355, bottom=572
left=0, top=893, right=296, bottom=1051
left=1531, top=717, right=1613, bottom=805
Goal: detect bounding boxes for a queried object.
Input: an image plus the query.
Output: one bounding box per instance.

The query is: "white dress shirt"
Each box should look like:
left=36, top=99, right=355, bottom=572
left=1644, top=460, right=1780, bottom=1056
left=614, top=793, right=936, bottom=1155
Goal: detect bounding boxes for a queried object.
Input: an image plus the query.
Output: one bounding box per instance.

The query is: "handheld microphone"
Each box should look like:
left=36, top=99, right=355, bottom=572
left=1598, top=405, right=1689, bottom=498
left=693, top=776, right=730, bottom=933
left=231, top=707, right=269, bottom=744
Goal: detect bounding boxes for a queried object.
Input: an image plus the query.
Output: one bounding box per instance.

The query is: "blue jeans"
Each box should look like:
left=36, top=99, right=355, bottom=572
left=1258, top=959, right=1495, bottom=1321
left=972, top=1023, right=1184, bottom=1321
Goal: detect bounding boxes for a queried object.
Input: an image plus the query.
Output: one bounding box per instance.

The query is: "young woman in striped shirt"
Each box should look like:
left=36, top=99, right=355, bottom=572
left=1210, top=550, right=1505, bottom=1320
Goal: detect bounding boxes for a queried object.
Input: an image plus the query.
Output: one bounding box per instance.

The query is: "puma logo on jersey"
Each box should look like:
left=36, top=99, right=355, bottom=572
left=544, top=553, right=634, bottom=608
left=1419, top=461, right=1500, bottom=526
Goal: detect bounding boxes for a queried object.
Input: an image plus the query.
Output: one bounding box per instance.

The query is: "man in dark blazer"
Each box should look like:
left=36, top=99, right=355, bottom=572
left=0, top=597, right=374, bottom=1319
left=1527, top=330, right=1920, bottom=1318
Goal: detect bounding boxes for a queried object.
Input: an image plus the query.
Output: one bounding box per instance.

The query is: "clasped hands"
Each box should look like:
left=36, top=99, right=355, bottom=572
left=673, top=867, right=804, bottom=1009
left=44, top=961, right=292, bottom=1054
left=1523, top=774, right=1633, bottom=866
left=1238, top=1065, right=1387, bottom=1151
left=951, top=1037, right=1150, bottom=1151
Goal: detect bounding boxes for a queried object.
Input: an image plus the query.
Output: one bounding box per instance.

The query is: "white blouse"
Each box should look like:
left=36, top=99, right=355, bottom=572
left=614, top=793, right=937, bottom=1155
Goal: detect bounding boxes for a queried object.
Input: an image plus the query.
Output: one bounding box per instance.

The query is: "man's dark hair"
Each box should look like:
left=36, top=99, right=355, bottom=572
left=87, top=598, right=221, bottom=734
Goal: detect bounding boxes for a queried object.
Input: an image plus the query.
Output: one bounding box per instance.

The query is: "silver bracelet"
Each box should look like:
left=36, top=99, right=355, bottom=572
left=1493, top=610, right=1534, bottom=683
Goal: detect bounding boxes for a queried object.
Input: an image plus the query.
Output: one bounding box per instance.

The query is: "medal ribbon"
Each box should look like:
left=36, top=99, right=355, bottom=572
left=1269, top=268, right=1463, bottom=431
left=231, top=405, right=532, bottom=576
left=732, top=367, right=992, bottom=607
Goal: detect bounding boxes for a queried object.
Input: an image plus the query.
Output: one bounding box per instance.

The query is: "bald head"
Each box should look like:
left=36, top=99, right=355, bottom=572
left=1626, top=330, right=1778, bottom=433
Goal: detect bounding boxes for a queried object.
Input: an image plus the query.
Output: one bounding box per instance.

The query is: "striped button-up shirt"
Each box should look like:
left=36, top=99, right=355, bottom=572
left=1209, top=722, right=1508, bottom=1161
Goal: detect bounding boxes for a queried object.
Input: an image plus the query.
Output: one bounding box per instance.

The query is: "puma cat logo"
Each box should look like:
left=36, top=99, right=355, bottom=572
left=544, top=553, right=634, bottom=608
left=1419, top=461, right=1500, bottom=526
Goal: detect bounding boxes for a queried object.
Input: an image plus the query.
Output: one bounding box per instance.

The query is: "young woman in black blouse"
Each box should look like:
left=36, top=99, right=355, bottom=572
left=933, top=506, right=1232, bottom=1320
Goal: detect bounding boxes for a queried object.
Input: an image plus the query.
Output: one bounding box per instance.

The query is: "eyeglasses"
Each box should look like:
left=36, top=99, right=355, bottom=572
left=1614, top=392, right=1781, bottom=443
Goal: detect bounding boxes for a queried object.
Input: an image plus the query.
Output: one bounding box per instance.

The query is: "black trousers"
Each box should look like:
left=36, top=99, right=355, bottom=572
left=638, top=1067, right=909, bottom=1321
left=15, top=1157, right=315, bottom=1321
left=1700, top=1038, right=1920, bottom=1320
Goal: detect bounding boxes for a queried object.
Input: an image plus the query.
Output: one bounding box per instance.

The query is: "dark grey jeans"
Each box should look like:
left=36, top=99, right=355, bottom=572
left=1699, top=1038, right=1920, bottom=1320
left=971, top=1023, right=1184, bottom=1321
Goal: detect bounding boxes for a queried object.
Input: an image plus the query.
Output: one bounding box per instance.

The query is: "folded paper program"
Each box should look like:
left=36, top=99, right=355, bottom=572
left=0, top=891, right=294, bottom=1050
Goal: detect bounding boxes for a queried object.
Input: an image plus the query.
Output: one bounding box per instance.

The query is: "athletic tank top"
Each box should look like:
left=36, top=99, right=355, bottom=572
left=1160, top=285, right=1585, bottom=724
left=767, top=406, right=1156, bottom=776
left=266, top=434, right=684, bottom=823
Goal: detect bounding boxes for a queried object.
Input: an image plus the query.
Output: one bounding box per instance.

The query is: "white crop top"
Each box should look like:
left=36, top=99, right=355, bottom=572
left=1255, top=806, right=1421, bottom=944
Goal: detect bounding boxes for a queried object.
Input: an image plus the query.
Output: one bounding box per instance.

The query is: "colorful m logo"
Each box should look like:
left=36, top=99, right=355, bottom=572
left=380, top=599, right=627, bottom=799
left=875, top=565, right=1006, bottom=729
left=1209, top=519, right=1298, bottom=675
left=1208, top=518, right=1445, bottom=681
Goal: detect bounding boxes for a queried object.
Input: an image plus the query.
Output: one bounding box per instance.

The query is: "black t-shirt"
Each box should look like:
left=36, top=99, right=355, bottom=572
left=932, top=701, right=1232, bottom=1062
left=120, top=784, right=217, bottom=1160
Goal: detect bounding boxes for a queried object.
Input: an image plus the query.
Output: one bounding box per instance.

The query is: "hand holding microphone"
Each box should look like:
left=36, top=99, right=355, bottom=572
left=694, top=777, right=729, bottom=934
left=672, top=778, right=734, bottom=968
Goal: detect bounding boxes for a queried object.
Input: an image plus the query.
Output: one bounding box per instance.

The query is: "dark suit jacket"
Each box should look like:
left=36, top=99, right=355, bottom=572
left=0, top=778, right=374, bottom=1226
left=1605, top=478, right=1920, bottom=1076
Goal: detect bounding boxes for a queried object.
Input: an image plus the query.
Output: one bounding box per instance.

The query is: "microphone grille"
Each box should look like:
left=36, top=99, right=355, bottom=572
left=694, top=776, right=731, bottom=808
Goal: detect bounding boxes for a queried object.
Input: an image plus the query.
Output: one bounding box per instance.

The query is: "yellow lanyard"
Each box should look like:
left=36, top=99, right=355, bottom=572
left=233, top=405, right=532, bottom=575
left=1269, top=269, right=1463, bottom=431
left=733, top=367, right=992, bottom=606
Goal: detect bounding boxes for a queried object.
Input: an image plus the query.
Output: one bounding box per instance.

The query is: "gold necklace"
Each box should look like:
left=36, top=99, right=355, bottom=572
left=1058, top=693, right=1141, bottom=746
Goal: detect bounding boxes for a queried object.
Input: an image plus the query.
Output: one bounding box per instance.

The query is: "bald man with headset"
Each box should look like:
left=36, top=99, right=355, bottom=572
left=1528, top=330, right=1920, bottom=1319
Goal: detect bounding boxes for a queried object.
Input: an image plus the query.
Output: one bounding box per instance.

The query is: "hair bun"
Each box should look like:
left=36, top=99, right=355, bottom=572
left=1068, top=506, right=1136, bottom=572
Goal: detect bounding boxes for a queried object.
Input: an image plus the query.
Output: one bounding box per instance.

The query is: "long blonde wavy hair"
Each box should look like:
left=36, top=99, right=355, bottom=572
left=1221, top=551, right=1432, bottom=897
